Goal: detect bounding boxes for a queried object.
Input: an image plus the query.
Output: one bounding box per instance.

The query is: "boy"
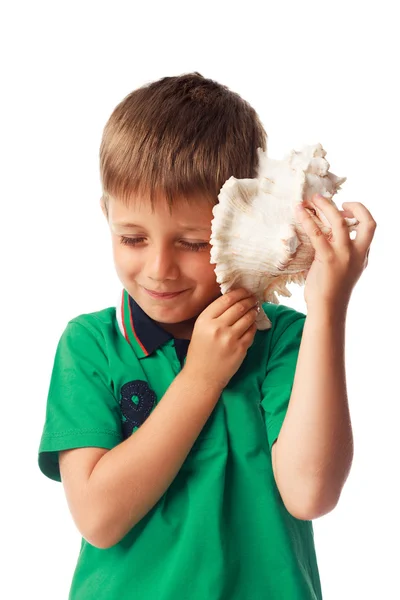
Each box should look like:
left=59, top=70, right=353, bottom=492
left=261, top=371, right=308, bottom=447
left=38, top=73, right=376, bottom=599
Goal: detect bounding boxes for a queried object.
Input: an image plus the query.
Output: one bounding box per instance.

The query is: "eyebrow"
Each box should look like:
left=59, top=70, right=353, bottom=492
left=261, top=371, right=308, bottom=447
left=113, top=223, right=211, bottom=232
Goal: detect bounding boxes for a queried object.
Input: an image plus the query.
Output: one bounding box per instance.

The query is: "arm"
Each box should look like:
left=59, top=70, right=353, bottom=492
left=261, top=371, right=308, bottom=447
left=85, top=369, right=222, bottom=548
left=273, top=305, right=353, bottom=520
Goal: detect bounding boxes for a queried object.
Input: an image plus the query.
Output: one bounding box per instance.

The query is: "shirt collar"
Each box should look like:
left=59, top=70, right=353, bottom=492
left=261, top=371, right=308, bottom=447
left=116, top=289, right=190, bottom=361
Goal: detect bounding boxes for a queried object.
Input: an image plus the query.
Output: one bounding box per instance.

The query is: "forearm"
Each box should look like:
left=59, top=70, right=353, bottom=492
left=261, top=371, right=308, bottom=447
left=275, top=305, right=354, bottom=519
left=87, top=369, right=222, bottom=548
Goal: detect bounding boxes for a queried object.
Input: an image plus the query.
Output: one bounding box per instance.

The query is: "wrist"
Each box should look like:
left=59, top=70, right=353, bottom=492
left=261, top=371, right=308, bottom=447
left=306, top=298, right=348, bottom=320
left=180, top=365, right=225, bottom=396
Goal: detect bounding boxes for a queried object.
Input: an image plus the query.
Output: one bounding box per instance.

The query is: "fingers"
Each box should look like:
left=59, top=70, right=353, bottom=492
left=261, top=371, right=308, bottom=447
left=298, top=194, right=377, bottom=258
left=296, top=200, right=331, bottom=255
left=311, top=194, right=352, bottom=247
left=341, top=201, right=377, bottom=253
left=223, top=294, right=258, bottom=328
left=340, top=209, right=354, bottom=218
left=207, top=287, right=255, bottom=321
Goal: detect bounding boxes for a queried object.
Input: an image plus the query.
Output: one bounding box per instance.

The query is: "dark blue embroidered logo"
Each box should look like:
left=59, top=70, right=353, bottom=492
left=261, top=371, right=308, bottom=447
left=119, top=380, right=157, bottom=438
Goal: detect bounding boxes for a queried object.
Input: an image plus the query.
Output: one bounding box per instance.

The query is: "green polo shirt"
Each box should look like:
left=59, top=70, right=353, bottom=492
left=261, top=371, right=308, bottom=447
left=38, top=289, right=323, bottom=599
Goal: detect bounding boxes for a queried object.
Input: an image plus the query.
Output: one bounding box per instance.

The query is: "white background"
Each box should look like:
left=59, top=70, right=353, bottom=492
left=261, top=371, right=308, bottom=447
left=1, top=1, right=398, bottom=598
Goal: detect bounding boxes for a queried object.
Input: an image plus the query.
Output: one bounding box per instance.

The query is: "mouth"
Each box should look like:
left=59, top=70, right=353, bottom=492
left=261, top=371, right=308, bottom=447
left=142, top=287, right=187, bottom=299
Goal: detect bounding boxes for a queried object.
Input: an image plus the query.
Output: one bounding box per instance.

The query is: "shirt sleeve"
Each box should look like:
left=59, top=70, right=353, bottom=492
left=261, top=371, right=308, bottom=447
left=260, top=305, right=306, bottom=451
left=38, top=319, right=123, bottom=482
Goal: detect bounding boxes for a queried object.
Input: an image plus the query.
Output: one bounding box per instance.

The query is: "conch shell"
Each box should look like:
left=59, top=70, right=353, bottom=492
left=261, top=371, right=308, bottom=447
left=209, top=143, right=359, bottom=330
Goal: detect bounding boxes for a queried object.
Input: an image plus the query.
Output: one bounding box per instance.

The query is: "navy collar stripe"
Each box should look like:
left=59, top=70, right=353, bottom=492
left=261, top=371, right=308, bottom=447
left=117, top=289, right=191, bottom=364
left=118, top=289, right=181, bottom=359
left=127, top=291, right=150, bottom=356
left=119, top=289, right=149, bottom=357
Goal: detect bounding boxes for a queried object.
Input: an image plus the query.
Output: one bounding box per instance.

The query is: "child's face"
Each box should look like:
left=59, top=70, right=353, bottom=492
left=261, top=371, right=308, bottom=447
left=102, top=194, right=222, bottom=339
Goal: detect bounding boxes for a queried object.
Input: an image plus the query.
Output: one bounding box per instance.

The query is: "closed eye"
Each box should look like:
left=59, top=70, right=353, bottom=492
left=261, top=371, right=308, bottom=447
left=119, top=236, right=209, bottom=252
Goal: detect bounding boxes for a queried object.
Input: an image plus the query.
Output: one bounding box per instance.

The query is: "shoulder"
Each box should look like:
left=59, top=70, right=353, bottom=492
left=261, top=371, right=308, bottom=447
left=252, top=302, right=306, bottom=365
left=55, top=306, right=118, bottom=359
left=68, top=305, right=116, bottom=329
left=259, top=303, right=306, bottom=380
left=64, top=306, right=117, bottom=338
left=261, top=302, right=306, bottom=338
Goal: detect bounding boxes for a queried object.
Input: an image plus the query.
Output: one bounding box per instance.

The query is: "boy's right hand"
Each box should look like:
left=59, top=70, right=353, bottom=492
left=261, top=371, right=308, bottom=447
left=184, top=288, right=260, bottom=390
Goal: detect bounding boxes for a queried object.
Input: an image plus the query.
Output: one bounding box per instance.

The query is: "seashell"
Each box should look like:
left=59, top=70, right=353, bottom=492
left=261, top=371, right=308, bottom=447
left=209, top=143, right=359, bottom=330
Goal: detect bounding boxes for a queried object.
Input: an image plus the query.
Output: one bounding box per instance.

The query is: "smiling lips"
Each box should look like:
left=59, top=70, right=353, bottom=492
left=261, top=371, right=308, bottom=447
left=143, top=287, right=186, bottom=299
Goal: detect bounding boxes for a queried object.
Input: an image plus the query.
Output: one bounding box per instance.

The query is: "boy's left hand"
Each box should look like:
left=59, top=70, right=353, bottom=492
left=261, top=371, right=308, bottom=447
left=296, top=193, right=377, bottom=311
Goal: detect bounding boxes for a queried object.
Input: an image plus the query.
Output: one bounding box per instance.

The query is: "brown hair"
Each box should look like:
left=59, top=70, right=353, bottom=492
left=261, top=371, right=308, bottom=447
left=100, top=72, right=267, bottom=214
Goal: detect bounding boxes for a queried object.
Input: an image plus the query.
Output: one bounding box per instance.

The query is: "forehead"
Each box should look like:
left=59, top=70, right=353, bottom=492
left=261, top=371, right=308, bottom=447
left=108, top=194, right=214, bottom=230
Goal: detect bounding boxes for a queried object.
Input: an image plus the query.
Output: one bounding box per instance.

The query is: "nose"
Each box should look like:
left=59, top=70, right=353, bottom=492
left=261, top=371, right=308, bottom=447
left=145, top=244, right=180, bottom=281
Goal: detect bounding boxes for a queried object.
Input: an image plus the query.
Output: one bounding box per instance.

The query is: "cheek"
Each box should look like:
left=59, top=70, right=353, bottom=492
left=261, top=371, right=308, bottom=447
left=190, top=256, right=216, bottom=280
left=113, top=244, right=138, bottom=274
left=192, top=260, right=220, bottom=292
